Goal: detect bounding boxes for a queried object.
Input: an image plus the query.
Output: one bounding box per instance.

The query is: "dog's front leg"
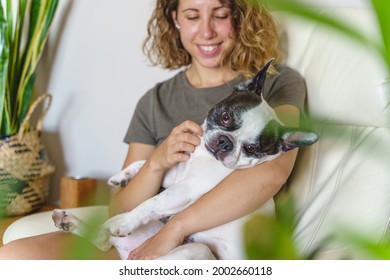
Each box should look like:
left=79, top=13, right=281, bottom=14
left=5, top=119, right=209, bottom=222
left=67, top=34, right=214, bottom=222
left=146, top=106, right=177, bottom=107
left=108, top=160, right=146, bottom=189
left=104, top=183, right=195, bottom=237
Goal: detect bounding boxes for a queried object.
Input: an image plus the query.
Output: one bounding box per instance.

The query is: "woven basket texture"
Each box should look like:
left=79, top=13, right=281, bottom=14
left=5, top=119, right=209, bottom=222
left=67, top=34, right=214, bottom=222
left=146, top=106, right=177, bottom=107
left=0, top=94, right=55, bottom=216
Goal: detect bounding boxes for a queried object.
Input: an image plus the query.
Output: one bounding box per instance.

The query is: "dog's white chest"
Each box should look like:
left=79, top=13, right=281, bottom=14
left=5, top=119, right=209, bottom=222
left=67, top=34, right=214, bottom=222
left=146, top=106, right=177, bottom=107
left=162, top=138, right=234, bottom=192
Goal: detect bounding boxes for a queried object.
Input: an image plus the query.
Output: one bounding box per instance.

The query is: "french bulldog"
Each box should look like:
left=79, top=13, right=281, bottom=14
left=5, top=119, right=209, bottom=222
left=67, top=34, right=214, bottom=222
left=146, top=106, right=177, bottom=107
left=52, top=59, right=318, bottom=260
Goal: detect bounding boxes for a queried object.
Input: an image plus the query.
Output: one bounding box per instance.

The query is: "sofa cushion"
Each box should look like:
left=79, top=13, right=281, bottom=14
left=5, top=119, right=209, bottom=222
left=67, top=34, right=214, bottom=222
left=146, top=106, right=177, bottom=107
left=277, top=8, right=390, bottom=127
left=2, top=206, right=108, bottom=245
left=289, top=125, right=390, bottom=258
left=277, top=8, right=390, bottom=258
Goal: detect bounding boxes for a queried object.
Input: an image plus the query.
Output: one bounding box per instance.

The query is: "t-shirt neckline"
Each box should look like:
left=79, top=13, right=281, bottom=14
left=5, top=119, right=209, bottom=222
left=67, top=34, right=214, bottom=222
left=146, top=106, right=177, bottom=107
left=179, top=70, right=243, bottom=95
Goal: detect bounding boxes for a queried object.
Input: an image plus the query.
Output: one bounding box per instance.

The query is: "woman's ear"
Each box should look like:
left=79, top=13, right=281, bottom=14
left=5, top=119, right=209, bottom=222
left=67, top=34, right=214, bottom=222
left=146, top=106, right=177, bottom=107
left=171, top=11, right=180, bottom=29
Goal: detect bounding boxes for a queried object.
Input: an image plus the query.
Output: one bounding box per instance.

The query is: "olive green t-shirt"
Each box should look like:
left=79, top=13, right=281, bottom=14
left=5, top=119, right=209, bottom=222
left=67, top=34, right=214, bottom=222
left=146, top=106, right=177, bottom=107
left=124, top=64, right=306, bottom=146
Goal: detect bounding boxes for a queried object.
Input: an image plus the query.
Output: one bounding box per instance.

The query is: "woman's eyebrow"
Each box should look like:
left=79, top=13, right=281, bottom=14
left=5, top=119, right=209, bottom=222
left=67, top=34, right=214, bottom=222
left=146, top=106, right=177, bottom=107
left=182, top=8, right=198, bottom=13
left=182, top=5, right=227, bottom=13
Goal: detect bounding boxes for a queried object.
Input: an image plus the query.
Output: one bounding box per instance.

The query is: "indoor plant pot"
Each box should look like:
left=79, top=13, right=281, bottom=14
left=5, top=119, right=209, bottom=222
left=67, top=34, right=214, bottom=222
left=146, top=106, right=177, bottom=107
left=0, top=0, right=59, bottom=216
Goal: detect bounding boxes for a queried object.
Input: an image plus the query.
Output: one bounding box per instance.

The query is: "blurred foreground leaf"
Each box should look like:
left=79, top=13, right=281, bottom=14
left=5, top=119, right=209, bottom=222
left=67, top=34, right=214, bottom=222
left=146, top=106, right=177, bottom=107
left=244, top=194, right=303, bottom=259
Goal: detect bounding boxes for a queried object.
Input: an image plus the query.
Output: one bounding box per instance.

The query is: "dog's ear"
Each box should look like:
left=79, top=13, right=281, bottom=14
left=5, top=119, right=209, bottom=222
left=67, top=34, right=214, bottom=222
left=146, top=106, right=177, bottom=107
left=234, top=58, right=274, bottom=96
left=279, top=127, right=319, bottom=152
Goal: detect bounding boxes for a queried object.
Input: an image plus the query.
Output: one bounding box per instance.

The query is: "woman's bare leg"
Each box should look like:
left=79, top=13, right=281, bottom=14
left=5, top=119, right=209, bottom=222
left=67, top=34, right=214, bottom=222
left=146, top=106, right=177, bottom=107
left=0, top=231, right=120, bottom=260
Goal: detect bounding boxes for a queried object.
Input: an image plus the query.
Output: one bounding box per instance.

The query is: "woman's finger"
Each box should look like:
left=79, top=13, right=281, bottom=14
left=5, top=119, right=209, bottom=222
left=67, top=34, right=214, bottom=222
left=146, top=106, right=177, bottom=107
left=174, top=120, right=203, bottom=137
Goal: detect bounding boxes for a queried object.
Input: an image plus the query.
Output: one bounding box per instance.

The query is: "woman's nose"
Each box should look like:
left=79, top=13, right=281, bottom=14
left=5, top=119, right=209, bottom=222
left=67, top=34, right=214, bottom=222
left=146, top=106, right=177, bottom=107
left=199, top=19, right=216, bottom=39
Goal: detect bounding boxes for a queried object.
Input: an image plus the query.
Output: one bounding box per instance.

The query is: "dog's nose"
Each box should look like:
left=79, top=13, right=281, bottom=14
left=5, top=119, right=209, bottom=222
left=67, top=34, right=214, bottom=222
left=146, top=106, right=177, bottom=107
left=217, top=135, right=233, bottom=152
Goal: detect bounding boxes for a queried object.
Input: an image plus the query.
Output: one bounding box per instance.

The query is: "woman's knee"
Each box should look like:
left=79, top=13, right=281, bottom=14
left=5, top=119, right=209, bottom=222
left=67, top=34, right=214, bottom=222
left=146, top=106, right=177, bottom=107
left=0, top=232, right=75, bottom=259
left=0, top=238, right=40, bottom=259
left=0, top=232, right=120, bottom=260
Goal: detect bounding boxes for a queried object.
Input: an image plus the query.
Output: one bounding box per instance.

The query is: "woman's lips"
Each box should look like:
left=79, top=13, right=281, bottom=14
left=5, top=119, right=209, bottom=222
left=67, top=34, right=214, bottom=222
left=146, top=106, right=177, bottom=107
left=197, top=43, right=222, bottom=56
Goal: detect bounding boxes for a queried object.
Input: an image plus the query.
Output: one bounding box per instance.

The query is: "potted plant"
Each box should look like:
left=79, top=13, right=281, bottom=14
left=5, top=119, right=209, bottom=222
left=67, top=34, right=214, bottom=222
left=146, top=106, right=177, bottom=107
left=0, top=0, right=59, bottom=217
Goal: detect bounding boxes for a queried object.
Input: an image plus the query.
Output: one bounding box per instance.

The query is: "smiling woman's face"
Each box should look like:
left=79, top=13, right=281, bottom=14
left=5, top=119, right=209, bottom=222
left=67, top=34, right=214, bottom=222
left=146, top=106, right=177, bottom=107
left=173, top=0, right=234, bottom=70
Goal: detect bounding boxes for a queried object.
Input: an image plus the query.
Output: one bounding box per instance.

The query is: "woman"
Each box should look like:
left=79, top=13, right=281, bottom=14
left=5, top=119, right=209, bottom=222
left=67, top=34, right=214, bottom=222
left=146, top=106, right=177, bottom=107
left=0, top=0, right=306, bottom=260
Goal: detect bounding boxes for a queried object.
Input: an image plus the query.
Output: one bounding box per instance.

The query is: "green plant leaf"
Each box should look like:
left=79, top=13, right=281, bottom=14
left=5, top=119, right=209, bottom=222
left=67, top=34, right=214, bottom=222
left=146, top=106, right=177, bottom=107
left=337, top=229, right=390, bottom=259
left=39, top=0, right=59, bottom=46
left=6, top=0, right=13, bottom=52
left=0, top=3, right=9, bottom=135
left=9, top=0, right=27, bottom=114
left=6, top=0, right=59, bottom=134
left=244, top=214, right=302, bottom=259
left=370, top=0, right=390, bottom=67
left=244, top=193, right=303, bottom=260
left=17, top=72, right=36, bottom=127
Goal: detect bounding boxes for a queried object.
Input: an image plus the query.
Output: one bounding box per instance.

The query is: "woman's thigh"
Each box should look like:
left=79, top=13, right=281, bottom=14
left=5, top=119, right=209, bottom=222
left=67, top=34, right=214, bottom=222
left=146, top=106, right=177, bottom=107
left=0, top=231, right=120, bottom=260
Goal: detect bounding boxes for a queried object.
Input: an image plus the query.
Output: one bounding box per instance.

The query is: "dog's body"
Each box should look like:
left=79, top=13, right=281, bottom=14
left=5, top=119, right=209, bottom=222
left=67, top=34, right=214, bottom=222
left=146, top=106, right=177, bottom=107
left=52, top=60, right=318, bottom=259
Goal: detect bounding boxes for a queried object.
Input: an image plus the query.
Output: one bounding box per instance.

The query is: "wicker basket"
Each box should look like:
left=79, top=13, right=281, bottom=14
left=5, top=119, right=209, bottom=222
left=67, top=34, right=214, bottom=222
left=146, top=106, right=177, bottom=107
left=0, top=94, right=55, bottom=217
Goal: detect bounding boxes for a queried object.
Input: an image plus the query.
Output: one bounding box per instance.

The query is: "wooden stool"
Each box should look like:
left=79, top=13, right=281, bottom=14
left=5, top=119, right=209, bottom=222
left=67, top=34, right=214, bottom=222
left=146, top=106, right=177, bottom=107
left=60, top=177, right=97, bottom=208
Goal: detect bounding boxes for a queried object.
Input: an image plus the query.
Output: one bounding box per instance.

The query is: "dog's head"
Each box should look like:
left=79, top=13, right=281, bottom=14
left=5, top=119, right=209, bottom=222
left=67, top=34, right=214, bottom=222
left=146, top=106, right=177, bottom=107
left=203, top=59, right=318, bottom=169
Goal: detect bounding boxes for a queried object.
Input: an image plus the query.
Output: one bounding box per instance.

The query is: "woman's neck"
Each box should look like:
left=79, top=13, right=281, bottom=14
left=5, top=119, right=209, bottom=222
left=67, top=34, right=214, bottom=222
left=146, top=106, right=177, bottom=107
left=185, top=65, right=238, bottom=88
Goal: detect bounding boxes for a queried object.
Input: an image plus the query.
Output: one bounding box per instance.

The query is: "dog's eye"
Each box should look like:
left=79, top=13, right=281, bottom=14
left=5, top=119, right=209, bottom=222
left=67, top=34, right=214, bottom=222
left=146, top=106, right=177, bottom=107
left=244, top=144, right=257, bottom=154
left=221, top=111, right=231, bottom=126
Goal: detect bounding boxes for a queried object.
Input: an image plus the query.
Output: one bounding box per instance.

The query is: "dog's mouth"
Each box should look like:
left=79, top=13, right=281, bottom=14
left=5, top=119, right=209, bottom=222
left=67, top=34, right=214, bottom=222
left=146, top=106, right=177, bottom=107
left=205, top=141, right=220, bottom=160
left=204, top=136, right=239, bottom=168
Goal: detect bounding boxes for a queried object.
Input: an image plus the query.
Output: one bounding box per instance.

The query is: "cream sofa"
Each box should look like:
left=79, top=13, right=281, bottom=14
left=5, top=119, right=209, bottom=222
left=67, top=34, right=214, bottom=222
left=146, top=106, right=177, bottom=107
left=3, top=8, right=390, bottom=259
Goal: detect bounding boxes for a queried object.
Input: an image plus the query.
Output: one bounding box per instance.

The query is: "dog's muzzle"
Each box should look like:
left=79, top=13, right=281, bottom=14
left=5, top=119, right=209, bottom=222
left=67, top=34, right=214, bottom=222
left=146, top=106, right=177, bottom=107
left=204, top=134, right=238, bottom=168
left=216, top=135, right=233, bottom=153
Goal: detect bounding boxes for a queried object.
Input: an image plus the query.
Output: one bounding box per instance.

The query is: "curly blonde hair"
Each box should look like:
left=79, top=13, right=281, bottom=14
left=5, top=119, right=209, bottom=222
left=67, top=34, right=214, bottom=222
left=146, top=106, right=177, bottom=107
left=143, top=0, right=280, bottom=78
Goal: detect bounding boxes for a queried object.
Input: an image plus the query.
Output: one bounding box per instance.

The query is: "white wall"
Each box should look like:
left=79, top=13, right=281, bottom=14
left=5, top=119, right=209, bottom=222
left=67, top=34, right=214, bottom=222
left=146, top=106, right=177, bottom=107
left=36, top=0, right=371, bottom=204
left=37, top=0, right=176, bottom=203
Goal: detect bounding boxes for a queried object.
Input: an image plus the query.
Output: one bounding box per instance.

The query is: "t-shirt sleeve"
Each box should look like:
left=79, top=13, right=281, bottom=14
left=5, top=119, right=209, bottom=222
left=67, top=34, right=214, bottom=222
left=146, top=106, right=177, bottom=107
left=123, top=88, right=157, bottom=145
left=265, top=66, right=307, bottom=112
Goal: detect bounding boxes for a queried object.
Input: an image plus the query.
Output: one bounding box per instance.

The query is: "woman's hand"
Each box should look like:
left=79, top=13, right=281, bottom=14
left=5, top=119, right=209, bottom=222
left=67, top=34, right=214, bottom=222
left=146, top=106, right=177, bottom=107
left=127, top=219, right=185, bottom=260
left=108, top=121, right=202, bottom=218
left=149, top=120, right=203, bottom=172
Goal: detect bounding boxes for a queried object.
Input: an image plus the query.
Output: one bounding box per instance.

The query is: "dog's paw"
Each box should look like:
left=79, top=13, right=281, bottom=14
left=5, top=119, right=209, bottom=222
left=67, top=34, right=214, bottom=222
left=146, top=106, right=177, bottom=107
left=103, top=213, right=136, bottom=237
left=107, top=160, right=146, bottom=189
left=107, top=174, right=129, bottom=188
left=52, top=209, right=79, bottom=232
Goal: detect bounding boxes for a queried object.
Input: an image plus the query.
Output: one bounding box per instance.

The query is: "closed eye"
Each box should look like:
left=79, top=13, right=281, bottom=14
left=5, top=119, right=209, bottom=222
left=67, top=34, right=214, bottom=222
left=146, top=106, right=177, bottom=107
left=215, top=15, right=228, bottom=19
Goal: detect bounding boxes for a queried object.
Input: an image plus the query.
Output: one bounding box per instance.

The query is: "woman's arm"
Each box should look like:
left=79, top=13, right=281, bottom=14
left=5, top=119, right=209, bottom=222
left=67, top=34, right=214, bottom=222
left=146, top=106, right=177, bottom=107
left=109, top=142, right=157, bottom=217
left=173, top=149, right=297, bottom=232
left=109, top=120, right=203, bottom=217
left=128, top=104, right=300, bottom=259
